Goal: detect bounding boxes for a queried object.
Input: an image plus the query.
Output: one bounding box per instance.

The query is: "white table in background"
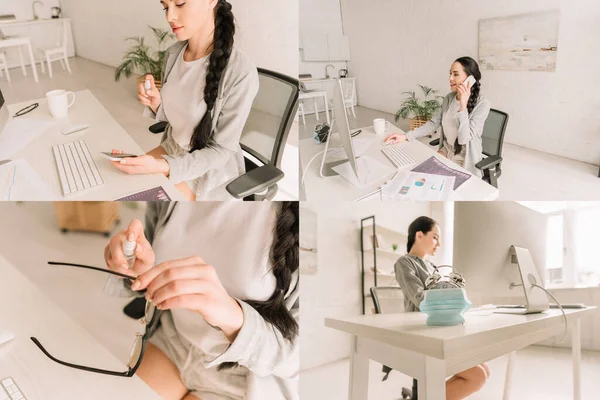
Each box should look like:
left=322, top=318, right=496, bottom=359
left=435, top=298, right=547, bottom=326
left=6, top=90, right=184, bottom=200
left=0, top=254, right=161, bottom=400
left=299, top=90, right=330, bottom=124
left=326, top=308, right=597, bottom=400
left=0, top=36, right=38, bottom=82
left=300, top=123, right=499, bottom=201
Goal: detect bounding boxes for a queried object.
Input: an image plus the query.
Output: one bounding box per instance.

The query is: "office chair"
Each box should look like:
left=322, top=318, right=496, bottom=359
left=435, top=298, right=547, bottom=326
left=428, top=109, right=509, bottom=188
left=475, top=109, right=509, bottom=188
left=148, top=68, right=299, bottom=201
left=370, top=287, right=418, bottom=400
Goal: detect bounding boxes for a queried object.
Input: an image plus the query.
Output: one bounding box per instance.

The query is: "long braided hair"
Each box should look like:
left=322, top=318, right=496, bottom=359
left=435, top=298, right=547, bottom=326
left=219, top=202, right=299, bottom=370
left=190, top=0, right=235, bottom=152
left=453, top=56, right=482, bottom=155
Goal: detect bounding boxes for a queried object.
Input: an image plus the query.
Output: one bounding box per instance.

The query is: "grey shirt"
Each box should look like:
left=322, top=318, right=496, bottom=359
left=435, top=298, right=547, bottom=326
left=394, top=254, right=436, bottom=312
left=406, top=92, right=491, bottom=178
left=146, top=42, right=259, bottom=200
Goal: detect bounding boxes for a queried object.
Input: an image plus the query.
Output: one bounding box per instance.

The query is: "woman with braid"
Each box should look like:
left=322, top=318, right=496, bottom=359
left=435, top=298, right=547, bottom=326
left=385, top=57, right=491, bottom=177
left=111, top=0, right=259, bottom=200
left=104, top=202, right=299, bottom=399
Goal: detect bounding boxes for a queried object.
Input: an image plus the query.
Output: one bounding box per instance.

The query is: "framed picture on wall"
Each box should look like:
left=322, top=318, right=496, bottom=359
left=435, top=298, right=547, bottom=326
left=479, top=10, right=560, bottom=72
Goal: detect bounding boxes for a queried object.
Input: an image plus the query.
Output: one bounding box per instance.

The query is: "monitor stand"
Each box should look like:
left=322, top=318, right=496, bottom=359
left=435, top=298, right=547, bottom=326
left=494, top=245, right=549, bottom=315
left=319, top=119, right=356, bottom=178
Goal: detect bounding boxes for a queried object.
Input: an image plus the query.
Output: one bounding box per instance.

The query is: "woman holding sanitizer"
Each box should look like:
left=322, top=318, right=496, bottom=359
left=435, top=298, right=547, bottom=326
left=111, top=0, right=259, bottom=201
left=384, top=57, right=490, bottom=177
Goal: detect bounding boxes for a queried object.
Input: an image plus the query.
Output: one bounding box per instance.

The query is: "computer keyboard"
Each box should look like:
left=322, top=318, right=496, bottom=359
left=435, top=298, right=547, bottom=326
left=52, top=140, right=104, bottom=196
left=381, top=145, right=416, bottom=168
left=1, top=377, right=26, bottom=400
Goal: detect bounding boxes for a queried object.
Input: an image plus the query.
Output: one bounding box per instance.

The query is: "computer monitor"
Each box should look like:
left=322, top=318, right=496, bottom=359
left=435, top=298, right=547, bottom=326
left=0, top=89, right=8, bottom=134
left=453, top=202, right=549, bottom=312
left=319, top=78, right=358, bottom=179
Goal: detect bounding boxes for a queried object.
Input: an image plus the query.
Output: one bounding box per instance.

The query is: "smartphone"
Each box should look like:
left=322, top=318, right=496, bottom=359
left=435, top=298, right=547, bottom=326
left=100, top=152, right=138, bottom=161
left=463, top=75, right=476, bottom=88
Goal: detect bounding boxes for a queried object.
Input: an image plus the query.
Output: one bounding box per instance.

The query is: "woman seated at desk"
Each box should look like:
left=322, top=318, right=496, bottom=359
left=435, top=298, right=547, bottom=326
left=395, top=216, right=489, bottom=400
left=385, top=57, right=491, bottom=177
left=110, top=0, right=259, bottom=201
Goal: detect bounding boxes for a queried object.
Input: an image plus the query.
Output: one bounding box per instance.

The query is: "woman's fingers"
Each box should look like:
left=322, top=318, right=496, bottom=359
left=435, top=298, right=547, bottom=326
left=151, top=279, right=210, bottom=306
left=145, top=265, right=212, bottom=300
left=156, top=294, right=204, bottom=311
left=133, top=256, right=208, bottom=290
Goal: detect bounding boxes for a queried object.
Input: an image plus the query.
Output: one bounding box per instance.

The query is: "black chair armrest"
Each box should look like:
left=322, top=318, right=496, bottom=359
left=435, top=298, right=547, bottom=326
left=149, top=121, right=168, bottom=134
left=429, top=138, right=440, bottom=147
left=226, top=164, right=284, bottom=199
left=476, top=155, right=502, bottom=171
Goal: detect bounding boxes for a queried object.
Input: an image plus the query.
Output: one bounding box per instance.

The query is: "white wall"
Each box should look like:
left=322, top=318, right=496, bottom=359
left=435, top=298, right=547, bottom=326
left=0, top=0, right=60, bottom=20
left=299, top=0, right=346, bottom=79
left=301, top=201, right=432, bottom=371
left=60, top=0, right=298, bottom=77
left=454, top=202, right=600, bottom=351
left=340, top=0, right=600, bottom=165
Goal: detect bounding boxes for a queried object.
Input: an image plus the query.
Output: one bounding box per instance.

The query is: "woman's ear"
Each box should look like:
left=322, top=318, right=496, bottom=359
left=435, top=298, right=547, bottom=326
left=208, top=0, right=219, bottom=9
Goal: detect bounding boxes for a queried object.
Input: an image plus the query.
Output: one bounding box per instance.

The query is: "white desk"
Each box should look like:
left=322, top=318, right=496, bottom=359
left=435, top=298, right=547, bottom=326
left=4, top=90, right=184, bottom=200
left=0, top=254, right=161, bottom=400
left=0, top=36, right=38, bottom=82
left=299, top=90, right=330, bottom=124
left=326, top=308, right=597, bottom=400
left=300, top=123, right=499, bottom=201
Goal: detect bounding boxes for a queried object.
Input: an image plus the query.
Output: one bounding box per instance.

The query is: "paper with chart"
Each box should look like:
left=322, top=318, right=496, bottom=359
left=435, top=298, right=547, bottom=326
left=411, top=156, right=471, bottom=190
left=381, top=171, right=455, bottom=201
left=331, top=156, right=395, bottom=188
left=0, top=159, right=58, bottom=200
left=0, top=118, right=54, bottom=160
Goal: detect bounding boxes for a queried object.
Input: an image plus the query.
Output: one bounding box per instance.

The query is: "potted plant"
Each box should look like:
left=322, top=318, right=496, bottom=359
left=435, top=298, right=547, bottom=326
left=395, top=85, right=444, bottom=131
left=114, top=26, right=175, bottom=89
left=392, top=244, right=399, bottom=253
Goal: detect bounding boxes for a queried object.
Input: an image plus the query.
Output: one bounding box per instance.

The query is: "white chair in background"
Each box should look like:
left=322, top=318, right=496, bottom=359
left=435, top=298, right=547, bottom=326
left=38, top=20, right=71, bottom=78
left=298, top=102, right=306, bottom=125
left=0, top=52, right=10, bottom=83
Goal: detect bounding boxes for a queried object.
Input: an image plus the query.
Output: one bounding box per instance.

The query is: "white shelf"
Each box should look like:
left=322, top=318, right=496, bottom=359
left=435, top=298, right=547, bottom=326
left=366, top=266, right=395, bottom=277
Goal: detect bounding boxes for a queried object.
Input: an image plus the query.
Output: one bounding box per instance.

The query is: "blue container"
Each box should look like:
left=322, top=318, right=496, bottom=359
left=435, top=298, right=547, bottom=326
left=420, top=288, right=472, bottom=326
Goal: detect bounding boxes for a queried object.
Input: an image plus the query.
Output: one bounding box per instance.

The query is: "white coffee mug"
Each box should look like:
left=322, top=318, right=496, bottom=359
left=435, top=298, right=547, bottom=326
left=46, top=90, right=75, bottom=119
left=373, top=118, right=391, bottom=136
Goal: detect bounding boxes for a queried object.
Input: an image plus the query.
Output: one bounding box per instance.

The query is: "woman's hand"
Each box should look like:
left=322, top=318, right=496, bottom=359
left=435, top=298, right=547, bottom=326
left=104, top=219, right=155, bottom=277
left=456, top=80, right=472, bottom=112
left=110, top=153, right=170, bottom=176
left=138, top=74, right=161, bottom=114
left=383, top=133, right=407, bottom=145
left=131, top=256, right=244, bottom=342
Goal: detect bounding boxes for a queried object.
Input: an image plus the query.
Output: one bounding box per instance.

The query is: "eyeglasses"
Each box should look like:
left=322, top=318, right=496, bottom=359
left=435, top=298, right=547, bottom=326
left=13, top=103, right=39, bottom=117
left=30, top=261, right=162, bottom=377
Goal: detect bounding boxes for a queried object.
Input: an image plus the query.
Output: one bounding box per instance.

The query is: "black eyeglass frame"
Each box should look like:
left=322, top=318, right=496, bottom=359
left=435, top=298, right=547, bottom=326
left=13, top=102, right=39, bottom=117
left=30, top=261, right=162, bottom=377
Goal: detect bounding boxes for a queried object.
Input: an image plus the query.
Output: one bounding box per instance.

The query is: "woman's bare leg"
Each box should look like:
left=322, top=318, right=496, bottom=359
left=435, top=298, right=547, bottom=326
left=446, top=364, right=489, bottom=400
left=136, top=342, right=189, bottom=400
left=146, top=146, right=196, bottom=201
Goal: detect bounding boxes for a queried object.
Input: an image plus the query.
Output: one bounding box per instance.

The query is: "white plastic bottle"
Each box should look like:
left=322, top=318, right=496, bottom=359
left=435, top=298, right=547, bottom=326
left=123, top=238, right=137, bottom=270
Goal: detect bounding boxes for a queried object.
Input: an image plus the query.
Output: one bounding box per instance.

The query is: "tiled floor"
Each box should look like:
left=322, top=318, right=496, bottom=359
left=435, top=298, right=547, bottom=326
left=299, top=106, right=600, bottom=200
left=0, top=57, right=298, bottom=200
left=301, top=346, right=600, bottom=399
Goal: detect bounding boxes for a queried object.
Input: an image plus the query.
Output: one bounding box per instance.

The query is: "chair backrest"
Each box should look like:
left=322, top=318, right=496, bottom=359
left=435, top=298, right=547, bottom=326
left=481, top=108, right=509, bottom=158
left=239, top=68, right=299, bottom=169
left=341, top=78, right=355, bottom=103
left=54, top=19, right=69, bottom=50
left=370, top=286, right=405, bottom=314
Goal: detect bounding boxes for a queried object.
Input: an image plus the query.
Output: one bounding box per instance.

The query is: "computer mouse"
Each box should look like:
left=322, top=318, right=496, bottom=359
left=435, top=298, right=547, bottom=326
left=382, top=139, right=395, bottom=146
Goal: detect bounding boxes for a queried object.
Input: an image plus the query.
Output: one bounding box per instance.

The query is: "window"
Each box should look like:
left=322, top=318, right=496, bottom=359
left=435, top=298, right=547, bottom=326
left=543, top=203, right=600, bottom=288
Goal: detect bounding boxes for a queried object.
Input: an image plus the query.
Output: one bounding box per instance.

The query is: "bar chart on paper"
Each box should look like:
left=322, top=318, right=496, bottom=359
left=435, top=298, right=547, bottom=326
left=0, top=159, right=58, bottom=200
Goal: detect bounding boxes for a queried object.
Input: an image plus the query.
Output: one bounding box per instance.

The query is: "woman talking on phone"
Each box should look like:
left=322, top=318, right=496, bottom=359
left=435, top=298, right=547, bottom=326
left=111, top=0, right=259, bottom=200
left=384, top=57, right=490, bottom=177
